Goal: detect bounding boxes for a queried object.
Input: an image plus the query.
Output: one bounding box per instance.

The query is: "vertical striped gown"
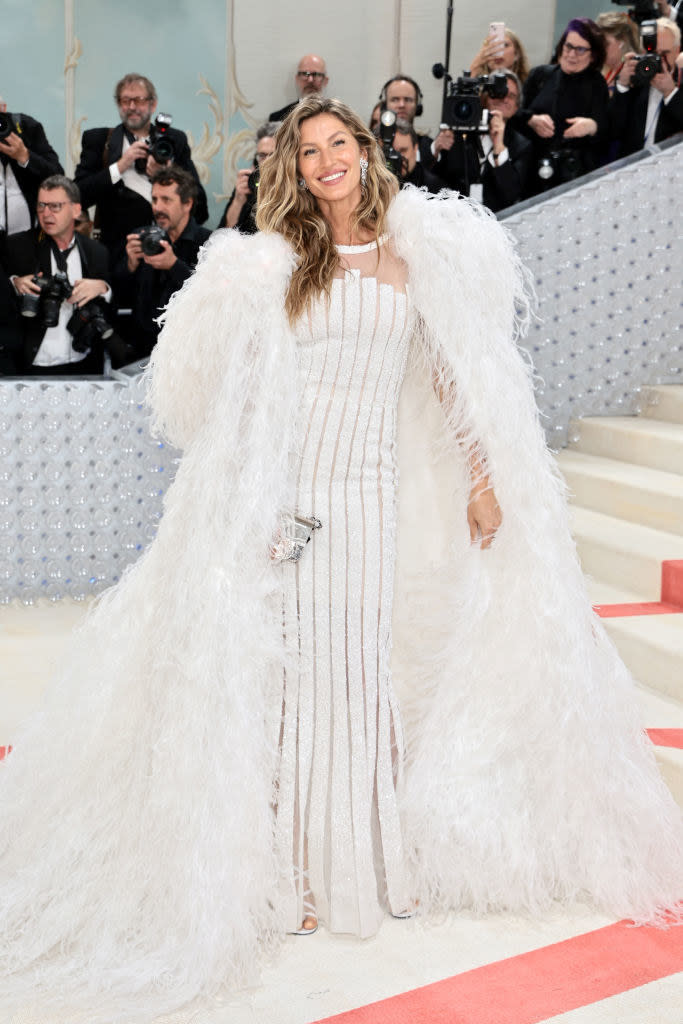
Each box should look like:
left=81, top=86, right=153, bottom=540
left=275, top=238, right=415, bottom=936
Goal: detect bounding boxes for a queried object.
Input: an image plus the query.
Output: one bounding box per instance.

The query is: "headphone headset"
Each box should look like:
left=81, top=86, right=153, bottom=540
left=379, top=75, right=423, bottom=118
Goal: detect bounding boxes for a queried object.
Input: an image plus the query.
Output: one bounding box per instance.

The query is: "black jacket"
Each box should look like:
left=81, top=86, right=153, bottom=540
left=4, top=228, right=111, bottom=371
left=119, top=217, right=211, bottom=357
left=400, top=162, right=443, bottom=195
left=0, top=265, right=22, bottom=374
left=0, top=113, right=63, bottom=230
left=268, top=102, right=298, bottom=122
left=520, top=64, right=609, bottom=193
left=608, top=69, right=683, bottom=158
left=74, top=124, right=208, bottom=258
left=435, top=124, right=533, bottom=212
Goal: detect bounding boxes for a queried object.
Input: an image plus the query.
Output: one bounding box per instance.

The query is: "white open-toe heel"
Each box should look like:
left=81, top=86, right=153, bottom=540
left=291, top=890, right=318, bottom=936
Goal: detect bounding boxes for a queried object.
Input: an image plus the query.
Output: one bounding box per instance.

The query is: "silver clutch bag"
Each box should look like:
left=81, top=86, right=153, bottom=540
left=272, top=512, right=322, bottom=563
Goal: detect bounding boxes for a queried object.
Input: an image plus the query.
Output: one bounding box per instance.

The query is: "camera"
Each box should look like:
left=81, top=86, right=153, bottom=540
left=537, top=149, right=583, bottom=184
left=631, top=20, right=663, bottom=86
left=377, top=110, right=403, bottom=176
left=20, top=272, right=72, bottom=327
left=135, top=224, right=170, bottom=256
left=66, top=299, right=114, bottom=353
left=610, top=0, right=659, bottom=24
left=0, top=112, right=14, bottom=142
left=435, top=70, right=508, bottom=133
left=134, top=113, right=175, bottom=173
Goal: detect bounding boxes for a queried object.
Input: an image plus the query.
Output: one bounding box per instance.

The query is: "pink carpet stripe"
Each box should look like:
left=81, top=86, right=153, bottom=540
left=647, top=729, right=683, bottom=750
left=593, top=602, right=683, bottom=617
left=311, top=920, right=683, bottom=1024
left=662, top=560, right=683, bottom=607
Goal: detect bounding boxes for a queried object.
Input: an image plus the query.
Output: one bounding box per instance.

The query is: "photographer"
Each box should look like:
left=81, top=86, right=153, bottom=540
left=216, top=122, right=278, bottom=231
left=436, top=70, right=532, bottom=212
left=122, top=166, right=211, bottom=357
left=0, top=100, right=63, bottom=239
left=379, top=75, right=453, bottom=167
left=74, top=73, right=208, bottom=263
left=520, top=19, right=609, bottom=195
left=609, top=17, right=683, bottom=156
left=390, top=120, right=443, bottom=193
left=6, top=175, right=112, bottom=375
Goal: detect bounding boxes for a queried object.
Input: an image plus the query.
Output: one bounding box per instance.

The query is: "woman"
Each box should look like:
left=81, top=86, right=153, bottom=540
left=0, top=97, right=681, bottom=1020
left=520, top=18, right=609, bottom=193
left=596, top=10, right=641, bottom=94
left=470, top=26, right=531, bottom=84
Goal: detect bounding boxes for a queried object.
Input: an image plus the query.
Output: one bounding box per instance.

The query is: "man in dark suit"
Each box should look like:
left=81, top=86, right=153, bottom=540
left=609, top=17, right=683, bottom=157
left=269, top=55, right=328, bottom=122
left=74, top=72, right=208, bottom=263
left=391, top=121, right=443, bottom=193
left=435, top=70, right=532, bottom=213
left=121, top=166, right=211, bottom=357
left=0, top=103, right=63, bottom=237
left=6, top=175, right=112, bottom=374
left=379, top=75, right=454, bottom=170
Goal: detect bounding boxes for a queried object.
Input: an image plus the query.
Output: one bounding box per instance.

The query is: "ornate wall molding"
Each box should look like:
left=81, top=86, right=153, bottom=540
left=186, top=75, right=224, bottom=186
left=64, top=0, right=83, bottom=176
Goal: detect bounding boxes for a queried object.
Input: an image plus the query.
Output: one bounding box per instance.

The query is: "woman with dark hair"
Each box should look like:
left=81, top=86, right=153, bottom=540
left=0, top=95, right=682, bottom=1021
left=521, top=18, right=609, bottom=193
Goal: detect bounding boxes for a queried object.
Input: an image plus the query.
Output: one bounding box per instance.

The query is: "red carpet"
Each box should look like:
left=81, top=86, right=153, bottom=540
left=648, top=728, right=683, bottom=750
left=594, top=602, right=683, bottom=617
left=312, top=919, right=683, bottom=1024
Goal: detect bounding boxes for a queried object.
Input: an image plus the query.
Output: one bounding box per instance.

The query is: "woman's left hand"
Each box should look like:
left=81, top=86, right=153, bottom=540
left=467, top=479, right=502, bottom=550
left=563, top=117, right=597, bottom=139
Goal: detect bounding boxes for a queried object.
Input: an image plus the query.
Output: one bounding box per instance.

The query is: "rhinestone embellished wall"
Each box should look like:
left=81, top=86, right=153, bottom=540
left=503, top=141, right=682, bottom=447
left=1, top=142, right=681, bottom=602
left=0, top=377, right=173, bottom=603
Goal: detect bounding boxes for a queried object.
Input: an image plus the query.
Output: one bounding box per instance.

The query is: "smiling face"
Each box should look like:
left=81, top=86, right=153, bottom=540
left=297, top=113, right=366, bottom=211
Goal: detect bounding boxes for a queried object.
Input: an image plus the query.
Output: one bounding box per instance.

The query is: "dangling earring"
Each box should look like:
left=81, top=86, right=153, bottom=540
left=360, top=156, right=368, bottom=190
left=298, top=176, right=307, bottom=190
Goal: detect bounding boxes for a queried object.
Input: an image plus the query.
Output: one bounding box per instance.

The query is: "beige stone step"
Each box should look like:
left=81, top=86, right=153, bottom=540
left=569, top=416, right=683, bottom=475
left=586, top=580, right=683, bottom=705
left=642, top=384, right=683, bottom=426
left=558, top=450, right=683, bottom=536
left=569, top=505, right=683, bottom=601
left=637, top=686, right=683, bottom=809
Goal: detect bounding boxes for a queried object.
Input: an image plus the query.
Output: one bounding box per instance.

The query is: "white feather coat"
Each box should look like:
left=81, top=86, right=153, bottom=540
left=0, top=188, right=681, bottom=1022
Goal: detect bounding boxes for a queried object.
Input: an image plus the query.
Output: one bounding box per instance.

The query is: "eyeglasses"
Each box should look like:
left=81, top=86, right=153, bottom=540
left=563, top=42, right=591, bottom=56
left=119, top=96, right=152, bottom=107
left=37, top=201, right=69, bottom=212
left=297, top=71, right=326, bottom=81
left=255, top=150, right=272, bottom=163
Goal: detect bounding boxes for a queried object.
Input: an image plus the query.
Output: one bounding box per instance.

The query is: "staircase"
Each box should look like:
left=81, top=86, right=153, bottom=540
left=556, top=384, right=683, bottom=807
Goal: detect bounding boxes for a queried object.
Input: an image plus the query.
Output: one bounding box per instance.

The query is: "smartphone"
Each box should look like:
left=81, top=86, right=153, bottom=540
left=489, top=21, right=505, bottom=57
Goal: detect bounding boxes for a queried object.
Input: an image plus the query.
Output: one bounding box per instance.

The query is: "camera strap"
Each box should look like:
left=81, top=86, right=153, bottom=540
left=49, top=237, right=75, bottom=279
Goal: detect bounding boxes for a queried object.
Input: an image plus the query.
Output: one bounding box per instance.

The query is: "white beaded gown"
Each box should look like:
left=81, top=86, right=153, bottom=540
left=275, top=238, right=415, bottom=935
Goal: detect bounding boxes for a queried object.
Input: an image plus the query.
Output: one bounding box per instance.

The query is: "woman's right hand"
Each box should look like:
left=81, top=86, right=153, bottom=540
left=528, top=113, right=555, bottom=138
left=470, top=37, right=503, bottom=76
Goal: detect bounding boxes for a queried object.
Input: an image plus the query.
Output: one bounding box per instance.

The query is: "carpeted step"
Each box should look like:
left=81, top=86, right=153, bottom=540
left=642, top=383, right=683, bottom=426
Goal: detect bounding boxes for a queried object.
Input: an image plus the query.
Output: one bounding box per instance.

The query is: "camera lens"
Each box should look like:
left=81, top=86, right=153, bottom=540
left=455, top=99, right=474, bottom=123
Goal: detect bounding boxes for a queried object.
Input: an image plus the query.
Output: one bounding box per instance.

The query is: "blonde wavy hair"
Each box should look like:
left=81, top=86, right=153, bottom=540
left=256, top=96, right=398, bottom=325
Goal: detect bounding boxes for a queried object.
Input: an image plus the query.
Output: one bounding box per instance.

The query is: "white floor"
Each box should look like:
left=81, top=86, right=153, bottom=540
left=1, top=597, right=682, bottom=1024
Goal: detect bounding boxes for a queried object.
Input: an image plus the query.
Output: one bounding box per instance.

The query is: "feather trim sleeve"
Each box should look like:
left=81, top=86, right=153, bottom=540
left=145, top=229, right=296, bottom=450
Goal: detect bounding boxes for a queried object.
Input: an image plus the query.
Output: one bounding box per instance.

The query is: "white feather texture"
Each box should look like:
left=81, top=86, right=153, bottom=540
left=0, top=191, right=680, bottom=1021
